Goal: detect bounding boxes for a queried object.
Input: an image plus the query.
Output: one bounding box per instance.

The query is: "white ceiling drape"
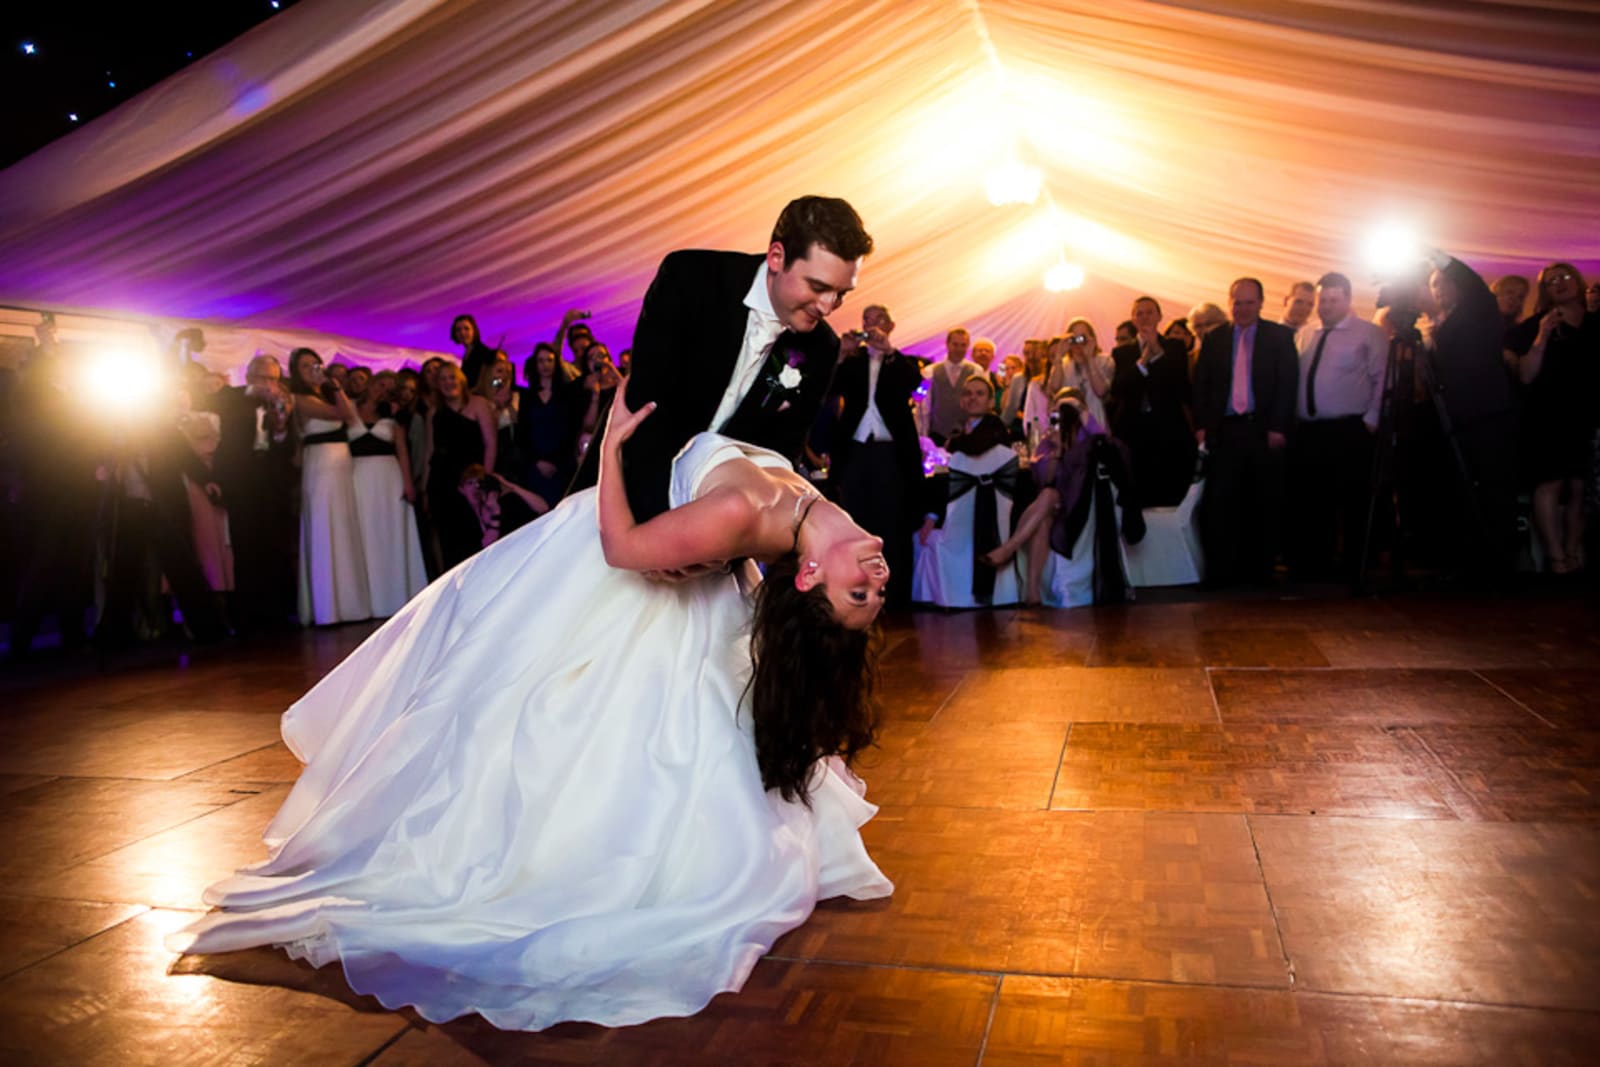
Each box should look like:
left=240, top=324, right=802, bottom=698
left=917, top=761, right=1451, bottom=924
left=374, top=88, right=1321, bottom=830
left=0, top=0, right=1596, bottom=372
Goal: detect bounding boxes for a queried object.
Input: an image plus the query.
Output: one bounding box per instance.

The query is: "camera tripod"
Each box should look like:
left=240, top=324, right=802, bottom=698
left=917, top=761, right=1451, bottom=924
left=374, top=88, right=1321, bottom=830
left=1355, top=326, right=1487, bottom=594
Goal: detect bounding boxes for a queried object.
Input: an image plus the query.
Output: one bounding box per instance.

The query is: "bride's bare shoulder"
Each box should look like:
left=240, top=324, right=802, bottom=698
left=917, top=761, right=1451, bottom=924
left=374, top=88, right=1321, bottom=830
left=694, top=456, right=777, bottom=498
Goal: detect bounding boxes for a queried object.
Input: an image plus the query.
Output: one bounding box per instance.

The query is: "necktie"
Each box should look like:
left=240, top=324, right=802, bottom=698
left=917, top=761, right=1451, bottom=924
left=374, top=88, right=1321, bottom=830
left=1231, top=329, right=1251, bottom=415
left=716, top=313, right=782, bottom=429
left=1305, top=328, right=1331, bottom=418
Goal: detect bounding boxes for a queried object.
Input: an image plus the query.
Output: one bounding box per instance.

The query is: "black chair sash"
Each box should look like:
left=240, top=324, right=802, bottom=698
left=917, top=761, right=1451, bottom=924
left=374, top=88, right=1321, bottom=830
left=947, top=457, right=1020, bottom=599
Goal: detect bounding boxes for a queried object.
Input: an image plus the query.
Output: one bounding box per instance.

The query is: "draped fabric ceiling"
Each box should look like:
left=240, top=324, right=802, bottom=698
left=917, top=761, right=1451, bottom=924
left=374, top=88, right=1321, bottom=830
left=1, top=0, right=1597, bottom=374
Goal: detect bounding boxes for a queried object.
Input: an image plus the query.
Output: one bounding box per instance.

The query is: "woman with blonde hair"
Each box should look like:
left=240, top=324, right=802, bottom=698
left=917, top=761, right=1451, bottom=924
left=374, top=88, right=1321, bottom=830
left=474, top=355, right=521, bottom=480
left=1043, top=318, right=1114, bottom=429
left=288, top=347, right=370, bottom=624
left=1510, top=262, right=1597, bottom=573
left=427, top=363, right=497, bottom=568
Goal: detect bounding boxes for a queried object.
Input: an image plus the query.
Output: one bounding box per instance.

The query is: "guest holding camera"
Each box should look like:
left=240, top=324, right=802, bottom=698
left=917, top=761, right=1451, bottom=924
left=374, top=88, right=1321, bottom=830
left=1045, top=320, right=1114, bottom=430
left=577, top=343, right=622, bottom=443
left=552, top=308, right=595, bottom=381
left=983, top=395, right=1143, bottom=607
left=830, top=304, right=922, bottom=607
left=477, top=355, right=521, bottom=480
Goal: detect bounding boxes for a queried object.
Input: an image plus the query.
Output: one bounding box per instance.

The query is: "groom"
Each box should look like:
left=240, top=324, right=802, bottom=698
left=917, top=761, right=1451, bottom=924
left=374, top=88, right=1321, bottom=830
left=571, top=196, right=874, bottom=522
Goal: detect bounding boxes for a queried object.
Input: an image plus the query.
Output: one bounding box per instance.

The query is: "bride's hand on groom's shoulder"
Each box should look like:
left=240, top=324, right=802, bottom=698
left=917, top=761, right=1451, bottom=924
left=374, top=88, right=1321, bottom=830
left=602, top=375, right=655, bottom=451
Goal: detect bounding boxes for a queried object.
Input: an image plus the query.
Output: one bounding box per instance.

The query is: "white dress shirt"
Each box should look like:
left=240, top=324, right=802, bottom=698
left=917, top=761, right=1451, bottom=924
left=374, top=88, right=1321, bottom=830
left=853, top=350, right=892, bottom=442
left=709, top=263, right=786, bottom=432
left=1294, top=314, right=1388, bottom=427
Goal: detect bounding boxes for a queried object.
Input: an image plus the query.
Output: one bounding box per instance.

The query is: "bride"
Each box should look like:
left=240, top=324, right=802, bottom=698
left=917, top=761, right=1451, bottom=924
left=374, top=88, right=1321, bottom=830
left=167, top=378, right=894, bottom=1030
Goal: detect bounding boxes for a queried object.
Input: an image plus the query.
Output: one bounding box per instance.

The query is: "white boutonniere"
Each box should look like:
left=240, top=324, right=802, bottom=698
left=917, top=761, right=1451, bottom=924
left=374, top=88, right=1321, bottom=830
left=757, top=348, right=809, bottom=411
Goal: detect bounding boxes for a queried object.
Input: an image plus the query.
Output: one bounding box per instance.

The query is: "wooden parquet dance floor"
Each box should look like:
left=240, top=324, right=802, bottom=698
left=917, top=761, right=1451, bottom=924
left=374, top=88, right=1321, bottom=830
left=2, top=591, right=1598, bottom=1065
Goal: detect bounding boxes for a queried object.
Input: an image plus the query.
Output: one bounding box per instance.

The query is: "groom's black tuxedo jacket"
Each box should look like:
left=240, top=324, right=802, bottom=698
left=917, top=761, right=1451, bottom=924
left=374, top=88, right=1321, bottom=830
left=572, top=250, right=842, bottom=522
left=829, top=347, right=924, bottom=492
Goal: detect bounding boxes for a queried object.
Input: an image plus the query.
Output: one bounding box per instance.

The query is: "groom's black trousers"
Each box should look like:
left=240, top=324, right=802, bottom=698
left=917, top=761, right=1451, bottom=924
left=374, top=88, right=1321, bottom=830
left=833, top=440, right=912, bottom=607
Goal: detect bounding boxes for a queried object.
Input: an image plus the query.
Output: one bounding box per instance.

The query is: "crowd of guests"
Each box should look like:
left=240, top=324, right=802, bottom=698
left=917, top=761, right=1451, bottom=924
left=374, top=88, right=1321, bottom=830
left=2, top=255, right=1595, bottom=658
left=817, top=256, right=1599, bottom=606
left=0, top=309, right=631, bottom=658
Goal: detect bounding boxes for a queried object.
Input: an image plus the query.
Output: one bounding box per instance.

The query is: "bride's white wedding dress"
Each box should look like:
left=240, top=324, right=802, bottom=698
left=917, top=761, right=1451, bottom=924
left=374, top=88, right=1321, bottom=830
left=168, top=433, right=892, bottom=1030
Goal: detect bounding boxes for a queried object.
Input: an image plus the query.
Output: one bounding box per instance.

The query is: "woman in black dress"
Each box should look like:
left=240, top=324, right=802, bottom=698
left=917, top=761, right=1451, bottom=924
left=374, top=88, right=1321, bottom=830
left=516, top=342, right=579, bottom=508
left=450, top=314, right=500, bottom=394
left=476, top=355, right=521, bottom=484
left=1510, top=262, right=1598, bottom=574
left=427, top=364, right=498, bottom=569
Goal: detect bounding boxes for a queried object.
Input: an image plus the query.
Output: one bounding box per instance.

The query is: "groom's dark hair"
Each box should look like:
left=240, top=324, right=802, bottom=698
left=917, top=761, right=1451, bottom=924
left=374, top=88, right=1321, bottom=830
left=771, top=196, right=874, bottom=267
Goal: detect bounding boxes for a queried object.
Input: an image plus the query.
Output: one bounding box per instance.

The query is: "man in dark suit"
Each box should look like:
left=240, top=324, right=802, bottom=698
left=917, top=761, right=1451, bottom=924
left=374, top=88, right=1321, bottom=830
left=1192, top=277, right=1299, bottom=586
left=829, top=303, right=924, bottom=606
left=571, top=196, right=873, bottom=524
left=1108, top=295, right=1195, bottom=506
left=213, top=355, right=298, bottom=633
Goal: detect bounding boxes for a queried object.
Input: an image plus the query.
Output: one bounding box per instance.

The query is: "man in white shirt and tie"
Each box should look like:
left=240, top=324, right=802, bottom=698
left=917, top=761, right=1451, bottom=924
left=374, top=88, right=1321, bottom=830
left=829, top=304, right=924, bottom=606
left=1287, top=271, right=1388, bottom=582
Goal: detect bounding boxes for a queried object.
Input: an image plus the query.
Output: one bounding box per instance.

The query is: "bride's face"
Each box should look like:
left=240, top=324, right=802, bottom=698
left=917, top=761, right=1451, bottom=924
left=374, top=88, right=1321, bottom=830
left=804, top=534, right=890, bottom=629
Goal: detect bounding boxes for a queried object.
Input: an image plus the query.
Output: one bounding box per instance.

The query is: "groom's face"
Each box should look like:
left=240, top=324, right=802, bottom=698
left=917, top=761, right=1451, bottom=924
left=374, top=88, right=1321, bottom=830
left=766, top=241, right=859, bottom=333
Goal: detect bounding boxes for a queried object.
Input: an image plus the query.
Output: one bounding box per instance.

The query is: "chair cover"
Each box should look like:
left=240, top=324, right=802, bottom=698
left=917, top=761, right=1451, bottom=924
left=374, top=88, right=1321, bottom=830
left=912, top=445, right=1021, bottom=609
left=1125, top=474, right=1206, bottom=587
left=1016, top=493, right=1133, bottom=609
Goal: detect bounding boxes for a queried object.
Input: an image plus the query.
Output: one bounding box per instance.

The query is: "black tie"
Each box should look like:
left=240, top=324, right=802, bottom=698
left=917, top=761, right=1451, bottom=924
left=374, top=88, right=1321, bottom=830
left=1305, top=328, right=1331, bottom=418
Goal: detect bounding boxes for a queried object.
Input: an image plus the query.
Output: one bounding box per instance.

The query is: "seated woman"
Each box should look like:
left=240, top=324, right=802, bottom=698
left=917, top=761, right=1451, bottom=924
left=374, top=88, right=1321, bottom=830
left=984, top=394, right=1144, bottom=606
left=166, top=378, right=894, bottom=1032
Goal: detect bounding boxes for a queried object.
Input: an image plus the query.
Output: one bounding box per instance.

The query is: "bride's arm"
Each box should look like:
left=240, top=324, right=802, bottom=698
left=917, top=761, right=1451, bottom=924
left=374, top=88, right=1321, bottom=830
left=597, top=379, right=759, bottom=572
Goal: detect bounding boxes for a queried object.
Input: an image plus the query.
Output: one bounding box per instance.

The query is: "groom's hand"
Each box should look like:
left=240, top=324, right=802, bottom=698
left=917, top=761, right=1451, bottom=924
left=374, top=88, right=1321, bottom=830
left=641, top=562, right=725, bottom=583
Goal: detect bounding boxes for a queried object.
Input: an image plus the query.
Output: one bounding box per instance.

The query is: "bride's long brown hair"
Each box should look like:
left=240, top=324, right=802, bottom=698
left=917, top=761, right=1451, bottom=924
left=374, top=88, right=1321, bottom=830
left=747, top=552, right=881, bottom=805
